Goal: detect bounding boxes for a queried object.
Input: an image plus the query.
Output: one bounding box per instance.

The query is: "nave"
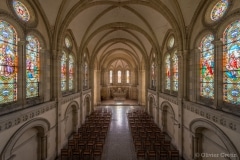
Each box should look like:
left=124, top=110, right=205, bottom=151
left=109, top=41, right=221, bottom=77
left=61, top=106, right=181, bottom=160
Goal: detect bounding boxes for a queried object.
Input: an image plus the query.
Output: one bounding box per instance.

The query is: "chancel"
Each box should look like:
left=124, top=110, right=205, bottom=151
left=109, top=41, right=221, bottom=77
left=0, top=0, right=240, bottom=160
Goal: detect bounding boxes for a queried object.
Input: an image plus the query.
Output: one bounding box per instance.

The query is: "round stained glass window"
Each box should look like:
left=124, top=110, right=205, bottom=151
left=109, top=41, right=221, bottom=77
left=168, top=36, right=175, bottom=48
left=65, top=37, right=72, bottom=48
left=13, top=0, right=30, bottom=22
left=211, top=0, right=229, bottom=21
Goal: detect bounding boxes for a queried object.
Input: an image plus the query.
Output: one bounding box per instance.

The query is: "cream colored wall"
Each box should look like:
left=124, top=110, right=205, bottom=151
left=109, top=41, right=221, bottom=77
left=145, top=92, right=240, bottom=160
left=12, top=128, right=38, bottom=160
left=0, top=94, right=90, bottom=160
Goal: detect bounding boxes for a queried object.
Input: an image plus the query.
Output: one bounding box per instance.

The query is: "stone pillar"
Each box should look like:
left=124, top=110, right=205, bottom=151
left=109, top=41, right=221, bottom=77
left=77, top=61, right=82, bottom=92
left=212, top=39, right=223, bottom=109
left=177, top=51, right=184, bottom=156
left=41, top=135, right=47, bottom=160
left=17, top=40, right=26, bottom=106
left=52, top=50, right=62, bottom=156
left=170, top=55, right=174, bottom=95
left=183, top=50, right=189, bottom=100
left=192, top=133, right=202, bottom=160
left=39, top=48, right=46, bottom=100
left=193, top=48, right=201, bottom=102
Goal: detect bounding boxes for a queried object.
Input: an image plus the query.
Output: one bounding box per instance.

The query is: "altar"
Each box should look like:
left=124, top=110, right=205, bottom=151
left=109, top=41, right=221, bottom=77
left=111, top=87, right=128, bottom=101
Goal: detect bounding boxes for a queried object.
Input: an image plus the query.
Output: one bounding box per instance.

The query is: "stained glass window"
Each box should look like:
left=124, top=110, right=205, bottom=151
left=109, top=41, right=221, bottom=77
left=84, top=62, right=88, bottom=86
left=118, top=70, right=121, bottom=83
left=61, top=52, right=67, bottom=91
left=172, top=52, right=178, bottom=91
left=165, top=54, right=170, bottom=90
left=151, top=63, right=155, bottom=87
left=13, top=0, right=30, bottom=22
left=223, top=20, right=240, bottom=105
left=65, top=37, right=71, bottom=48
left=0, top=20, right=18, bottom=104
left=168, top=36, right=175, bottom=48
left=126, top=70, right=129, bottom=83
left=26, top=35, right=40, bottom=98
left=110, top=70, right=113, bottom=83
left=69, top=55, right=74, bottom=90
left=200, top=34, right=214, bottom=99
left=211, top=0, right=229, bottom=21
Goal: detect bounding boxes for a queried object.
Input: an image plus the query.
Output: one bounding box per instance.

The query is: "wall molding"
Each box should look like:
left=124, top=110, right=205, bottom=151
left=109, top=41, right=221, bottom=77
left=159, top=93, right=178, bottom=105
left=0, top=101, right=56, bottom=133
left=82, top=89, right=91, bottom=95
left=61, top=93, right=81, bottom=104
left=184, top=101, right=240, bottom=133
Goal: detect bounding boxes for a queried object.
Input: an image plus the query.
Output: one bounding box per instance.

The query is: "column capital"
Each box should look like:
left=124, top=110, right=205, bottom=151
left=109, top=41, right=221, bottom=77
left=17, top=39, right=27, bottom=45
left=52, top=50, right=62, bottom=60
left=212, top=38, right=223, bottom=45
left=175, top=50, right=186, bottom=59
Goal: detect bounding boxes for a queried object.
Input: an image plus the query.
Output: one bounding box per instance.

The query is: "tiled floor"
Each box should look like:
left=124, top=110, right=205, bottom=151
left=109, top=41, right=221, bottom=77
left=99, top=100, right=139, bottom=106
left=96, top=105, right=143, bottom=160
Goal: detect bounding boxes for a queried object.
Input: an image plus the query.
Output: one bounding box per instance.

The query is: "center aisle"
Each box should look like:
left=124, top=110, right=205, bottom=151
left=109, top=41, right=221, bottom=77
left=99, top=106, right=141, bottom=160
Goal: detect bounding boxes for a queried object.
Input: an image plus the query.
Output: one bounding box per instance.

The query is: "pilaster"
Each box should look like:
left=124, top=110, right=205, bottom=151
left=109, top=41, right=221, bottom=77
left=17, top=40, right=27, bottom=106
left=52, top=50, right=62, bottom=155
left=212, top=39, right=223, bottom=109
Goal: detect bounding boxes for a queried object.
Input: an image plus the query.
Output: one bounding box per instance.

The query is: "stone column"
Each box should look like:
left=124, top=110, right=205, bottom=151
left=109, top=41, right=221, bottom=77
left=17, top=40, right=26, bottom=106
left=192, top=133, right=202, bottom=160
left=177, top=51, right=184, bottom=156
left=41, top=135, right=47, bottom=160
left=193, top=48, right=201, bottom=102
left=170, top=55, right=174, bottom=95
left=183, top=50, right=189, bottom=100
left=52, top=50, right=62, bottom=156
left=212, top=39, right=223, bottom=109
left=39, top=48, right=46, bottom=101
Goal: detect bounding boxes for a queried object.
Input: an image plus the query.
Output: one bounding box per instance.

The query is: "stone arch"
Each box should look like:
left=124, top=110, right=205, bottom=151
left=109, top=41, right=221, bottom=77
left=1, top=118, right=50, bottom=160
left=160, top=101, right=176, bottom=139
left=190, top=118, right=240, bottom=160
left=84, top=94, right=92, bottom=116
left=64, top=101, right=79, bottom=138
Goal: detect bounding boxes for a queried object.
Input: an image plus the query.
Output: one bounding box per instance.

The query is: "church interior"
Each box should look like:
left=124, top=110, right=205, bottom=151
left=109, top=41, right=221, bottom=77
left=0, top=0, right=240, bottom=159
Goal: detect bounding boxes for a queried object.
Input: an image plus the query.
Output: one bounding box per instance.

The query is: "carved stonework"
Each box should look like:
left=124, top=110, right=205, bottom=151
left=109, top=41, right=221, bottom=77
left=159, top=93, right=178, bottom=105
left=184, top=101, right=239, bottom=133
left=61, top=93, right=81, bottom=104
left=0, top=101, right=56, bottom=133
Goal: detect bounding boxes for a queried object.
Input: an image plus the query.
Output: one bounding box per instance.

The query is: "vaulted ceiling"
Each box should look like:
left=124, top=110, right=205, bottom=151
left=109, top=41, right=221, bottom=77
left=37, top=0, right=202, bottom=68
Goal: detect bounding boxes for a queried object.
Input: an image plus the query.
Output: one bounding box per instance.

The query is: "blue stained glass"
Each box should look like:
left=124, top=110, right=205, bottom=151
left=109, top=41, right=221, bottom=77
left=211, top=0, right=229, bottom=21
left=200, top=34, right=214, bottom=99
left=0, top=20, right=18, bottom=104
left=13, top=0, right=30, bottom=22
left=165, top=54, right=170, bottom=90
left=26, top=35, right=40, bottom=98
left=223, top=20, right=240, bottom=105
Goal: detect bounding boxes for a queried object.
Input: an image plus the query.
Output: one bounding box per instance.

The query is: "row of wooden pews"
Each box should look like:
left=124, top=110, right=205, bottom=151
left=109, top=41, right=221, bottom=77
left=128, top=109, right=180, bottom=160
left=61, top=109, right=112, bottom=160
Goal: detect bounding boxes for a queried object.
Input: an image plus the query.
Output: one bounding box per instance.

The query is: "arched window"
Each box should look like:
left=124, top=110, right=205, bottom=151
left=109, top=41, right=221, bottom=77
left=172, top=52, right=178, bottom=91
left=26, top=35, right=40, bottom=98
left=69, top=54, right=74, bottom=90
left=0, top=20, right=18, bottom=104
left=65, top=37, right=72, bottom=49
left=168, top=36, right=175, bottom=48
left=13, top=0, right=30, bottom=22
left=151, top=63, right=155, bottom=87
left=126, top=70, right=130, bottom=83
left=165, top=54, right=170, bottom=90
left=223, top=20, right=240, bottom=105
left=200, top=34, right=214, bottom=99
left=61, top=52, right=67, bottom=91
left=118, top=70, right=121, bottom=83
left=211, top=0, right=229, bottom=21
left=84, top=62, right=88, bottom=86
left=109, top=70, right=113, bottom=84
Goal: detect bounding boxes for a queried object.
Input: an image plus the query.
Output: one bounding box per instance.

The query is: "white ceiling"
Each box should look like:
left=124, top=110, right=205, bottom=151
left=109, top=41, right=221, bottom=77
left=38, top=0, right=202, bottom=67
